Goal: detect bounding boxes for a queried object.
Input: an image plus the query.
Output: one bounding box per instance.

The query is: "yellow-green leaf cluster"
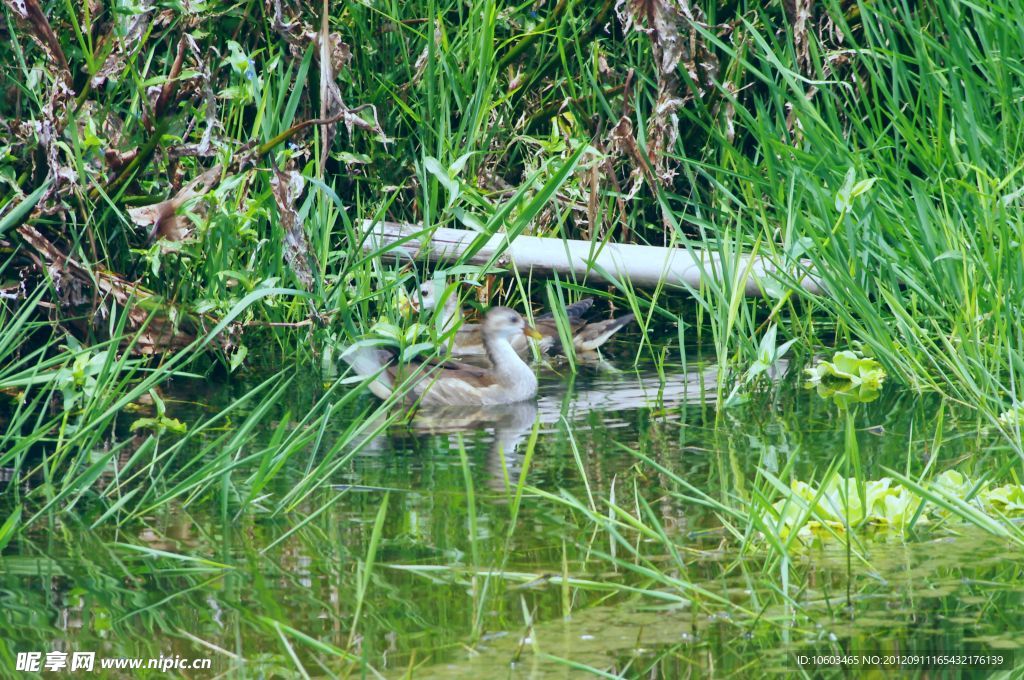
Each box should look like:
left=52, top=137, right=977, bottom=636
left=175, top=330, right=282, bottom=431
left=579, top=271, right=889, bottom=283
left=804, top=350, right=887, bottom=406
left=764, top=470, right=1024, bottom=542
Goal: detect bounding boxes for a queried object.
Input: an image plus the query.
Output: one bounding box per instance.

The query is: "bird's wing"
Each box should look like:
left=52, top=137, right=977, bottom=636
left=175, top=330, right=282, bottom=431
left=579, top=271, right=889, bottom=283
left=533, top=315, right=588, bottom=353
left=572, top=313, right=636, bottom=351
left=445, top=323, right=488, bottom=355
left=415, top=372, right=501, bottom=406
left=341, top=345, right=396, bottom=399
left=536, top=297, right=594, bottom=321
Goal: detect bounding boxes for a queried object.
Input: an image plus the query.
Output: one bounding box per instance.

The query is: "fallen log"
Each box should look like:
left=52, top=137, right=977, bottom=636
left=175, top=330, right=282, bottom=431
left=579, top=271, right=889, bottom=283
left=361, top=221, right=825, bottom=296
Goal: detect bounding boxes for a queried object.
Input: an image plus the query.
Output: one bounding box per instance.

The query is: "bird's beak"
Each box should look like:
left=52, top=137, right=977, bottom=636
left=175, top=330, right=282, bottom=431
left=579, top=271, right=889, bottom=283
left=524, top=325, right=543, bottom=340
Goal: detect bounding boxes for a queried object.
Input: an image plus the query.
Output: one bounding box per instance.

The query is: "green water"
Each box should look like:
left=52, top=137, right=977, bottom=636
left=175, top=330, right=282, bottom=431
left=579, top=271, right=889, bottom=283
left=2, top=346, right=1023, bottom=678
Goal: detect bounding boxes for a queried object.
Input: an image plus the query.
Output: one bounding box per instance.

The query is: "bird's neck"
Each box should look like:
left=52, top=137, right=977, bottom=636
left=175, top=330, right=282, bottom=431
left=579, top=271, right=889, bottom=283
left=437, top=299, right=463, bottom=352
left=484, top=334, right=537, bottom=394
left=442, top=300, right=462, bottom=331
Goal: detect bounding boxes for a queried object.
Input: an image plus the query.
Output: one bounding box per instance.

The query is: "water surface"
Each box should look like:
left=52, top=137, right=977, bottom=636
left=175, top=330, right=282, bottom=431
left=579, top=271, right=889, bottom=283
left=2, top=345, right=1022, bottom=677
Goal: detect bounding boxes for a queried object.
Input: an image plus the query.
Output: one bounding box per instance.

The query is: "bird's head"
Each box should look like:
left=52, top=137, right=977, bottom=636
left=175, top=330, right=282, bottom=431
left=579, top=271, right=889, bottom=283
left=482, top=306, right=542, bottom=342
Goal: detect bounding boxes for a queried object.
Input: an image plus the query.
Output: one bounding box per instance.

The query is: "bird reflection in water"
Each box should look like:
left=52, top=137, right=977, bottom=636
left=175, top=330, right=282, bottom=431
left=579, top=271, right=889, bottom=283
left=408, top=401, right=539, bottom=496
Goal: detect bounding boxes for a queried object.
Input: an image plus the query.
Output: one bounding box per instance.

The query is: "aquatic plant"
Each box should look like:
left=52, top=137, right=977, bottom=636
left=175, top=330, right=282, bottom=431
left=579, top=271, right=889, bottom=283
left=804, top=350, right=887, bottom=406
left=763, top=470, right=1024, bottom=542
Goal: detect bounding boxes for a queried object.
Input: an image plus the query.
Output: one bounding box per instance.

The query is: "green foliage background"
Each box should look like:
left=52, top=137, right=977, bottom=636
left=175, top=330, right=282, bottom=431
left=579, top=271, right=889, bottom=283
left=3, top=0, right=1022, bottom=430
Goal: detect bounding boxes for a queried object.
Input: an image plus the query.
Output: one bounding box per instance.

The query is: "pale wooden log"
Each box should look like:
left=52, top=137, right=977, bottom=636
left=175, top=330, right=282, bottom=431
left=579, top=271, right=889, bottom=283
left=361, top=220, right=825, bottom=296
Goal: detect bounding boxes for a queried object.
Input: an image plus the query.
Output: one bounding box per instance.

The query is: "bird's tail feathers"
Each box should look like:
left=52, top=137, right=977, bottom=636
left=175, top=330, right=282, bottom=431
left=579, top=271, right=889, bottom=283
left=340, top=344, right=395, bottom=400
left=573, top=313, right=635, bottom=352
left=537, top=297, right=595, bottom=321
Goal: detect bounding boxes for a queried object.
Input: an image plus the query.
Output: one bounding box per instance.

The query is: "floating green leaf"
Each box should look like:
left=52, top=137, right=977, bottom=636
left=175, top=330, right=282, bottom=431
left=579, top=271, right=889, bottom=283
left=763, top=470, right=1024, bottom=543
left=804, top=350, right=887, bottom=405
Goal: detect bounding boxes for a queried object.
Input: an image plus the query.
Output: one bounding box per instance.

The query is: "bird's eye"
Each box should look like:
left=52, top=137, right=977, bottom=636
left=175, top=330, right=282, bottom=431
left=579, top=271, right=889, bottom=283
left=420, top=288, right=430, bottom=297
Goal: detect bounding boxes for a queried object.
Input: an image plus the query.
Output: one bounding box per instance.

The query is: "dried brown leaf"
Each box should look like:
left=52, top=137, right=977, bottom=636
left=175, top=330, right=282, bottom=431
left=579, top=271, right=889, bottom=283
left=32, top=81, right=77, bottom=210
left=319, top=0, right=339, bottom=168
left=153, top=35, right=188, bottom=116
left=4, top=0, right=71, bottom=77
left=90, top=0, right=154, bottom=88
left=715, top=81, right=737, bottom=144
left=785, top=0, right=813, bottom=74
left=17, top=225, right=199, bottom=354
left=184, top=34, right=217, bottom=155
left=608, top=116, right=654, bottom=199
left=5, top=0, right=79, bottom=209
left=323, top=31, right=352, bottom=74
left=270, top=168, right=319, bottom=291
left=127, top=166, right=220, bottom=245
left=268, top=0, right=386, bottom=163
left=615, top=0, right=719, bottom=184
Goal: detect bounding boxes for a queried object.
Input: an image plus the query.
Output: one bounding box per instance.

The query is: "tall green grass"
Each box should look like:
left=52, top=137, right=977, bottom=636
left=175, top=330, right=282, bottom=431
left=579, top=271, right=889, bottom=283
left=4, top=0, right=1021, bottom=426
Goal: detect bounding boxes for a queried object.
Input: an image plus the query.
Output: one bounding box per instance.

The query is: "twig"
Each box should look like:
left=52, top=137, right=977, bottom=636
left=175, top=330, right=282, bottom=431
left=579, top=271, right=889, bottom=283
left=255, top=108, right=365, bottom=156
left=525, top=84, right=626, bottom=131
left=152, top=35, right=189, bottom=121
left=89, top=118, right=171, bottom=201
